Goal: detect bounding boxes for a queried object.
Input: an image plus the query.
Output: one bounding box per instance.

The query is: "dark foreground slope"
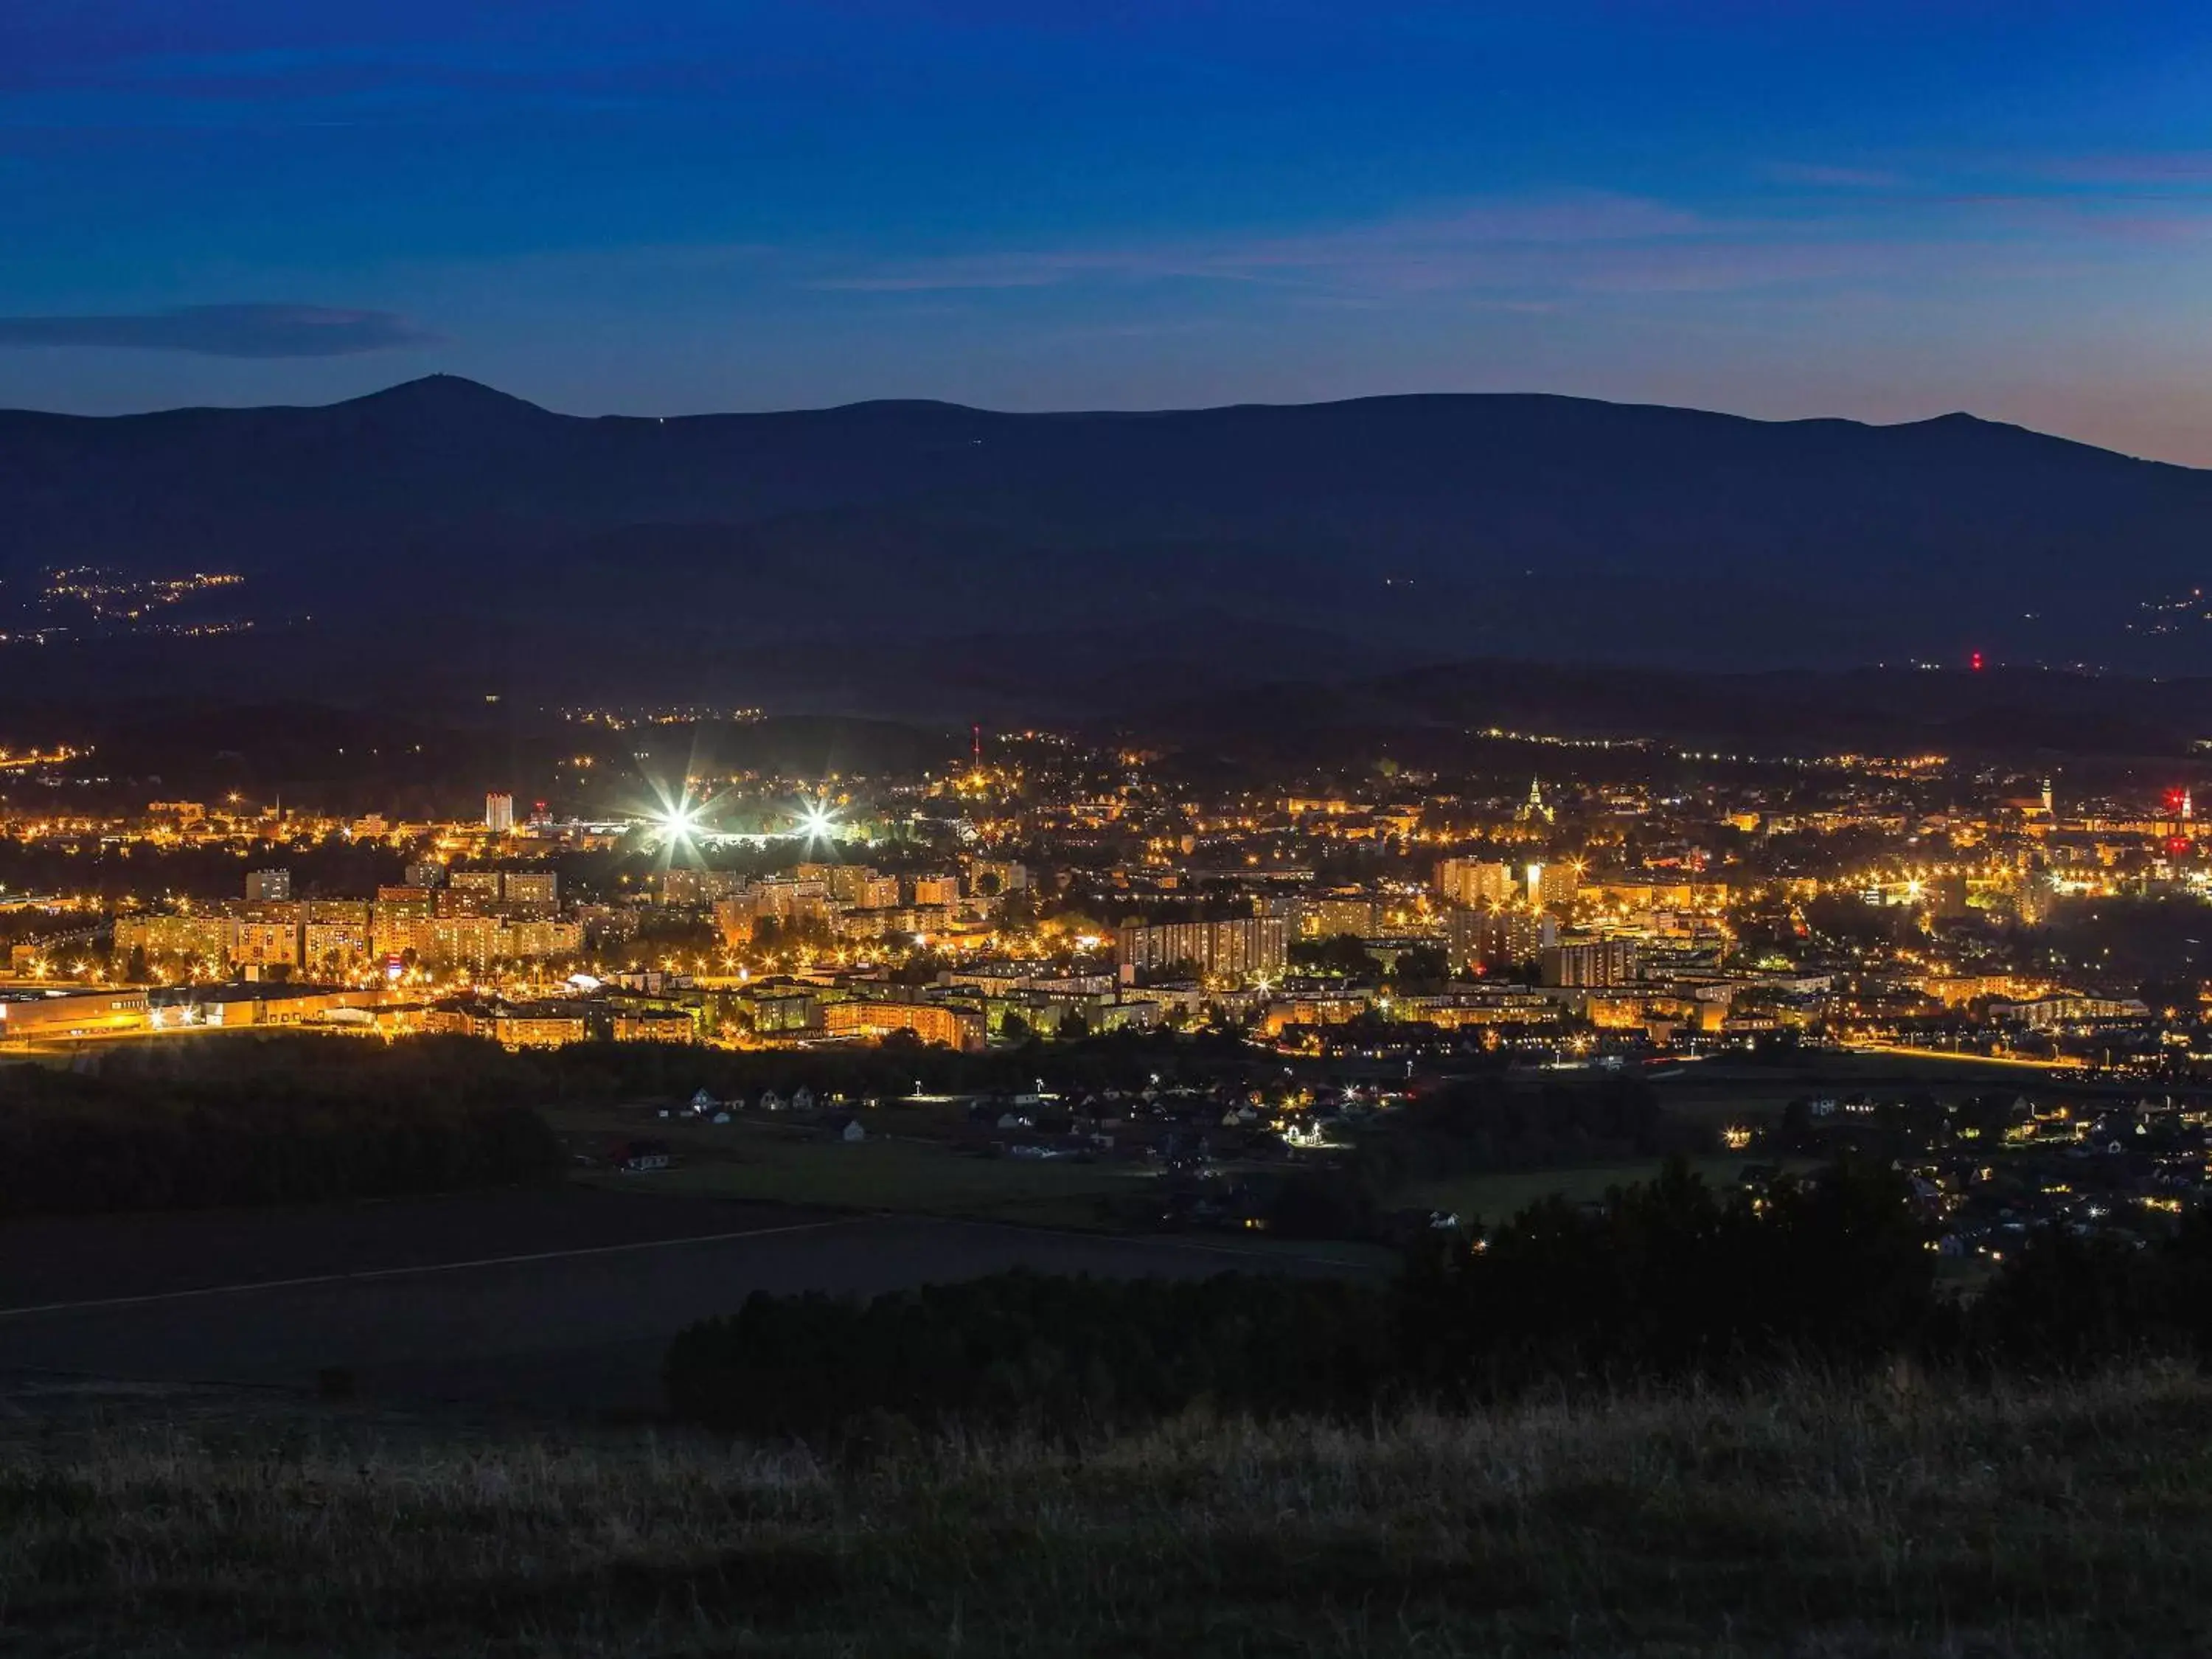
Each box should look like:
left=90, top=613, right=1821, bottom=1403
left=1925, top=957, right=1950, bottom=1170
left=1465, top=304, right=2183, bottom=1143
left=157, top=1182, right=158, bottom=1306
left=3, top=378, right=2210, bottom=703
left=4, top=1367, right=2207, bottom=1656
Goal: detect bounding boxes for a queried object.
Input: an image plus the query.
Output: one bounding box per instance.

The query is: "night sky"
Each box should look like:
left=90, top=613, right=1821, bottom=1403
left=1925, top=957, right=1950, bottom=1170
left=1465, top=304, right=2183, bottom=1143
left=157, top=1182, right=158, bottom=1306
left=5, top=2, right=2211, bottom=462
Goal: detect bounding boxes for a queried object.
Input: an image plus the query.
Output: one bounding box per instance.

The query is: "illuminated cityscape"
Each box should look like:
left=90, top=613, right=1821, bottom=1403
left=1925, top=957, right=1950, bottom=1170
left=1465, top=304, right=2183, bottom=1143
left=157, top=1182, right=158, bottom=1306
left=0, top=729, right=2204, bottom=1088
left=13, top=4, right=2212, bottom=1652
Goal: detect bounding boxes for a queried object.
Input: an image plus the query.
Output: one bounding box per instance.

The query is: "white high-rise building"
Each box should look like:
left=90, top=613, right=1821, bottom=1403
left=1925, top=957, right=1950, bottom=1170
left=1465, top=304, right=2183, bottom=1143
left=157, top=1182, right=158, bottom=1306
left=243, top=868, right=291, bottom=902
left=484, top=792, right=515, bottom=833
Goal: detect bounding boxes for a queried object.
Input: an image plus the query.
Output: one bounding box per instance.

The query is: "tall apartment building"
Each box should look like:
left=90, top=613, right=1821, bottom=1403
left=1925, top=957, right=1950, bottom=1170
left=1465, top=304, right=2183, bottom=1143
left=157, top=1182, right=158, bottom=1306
left=1447, top=907, right=1556, bottom=970
left=748, top=878, right=830, bottom=923
left=243, top=868, right=291, bottom=902
left=501, top=919, right=584, bottom=960
left=1115, top=916, right=1287, bottom=981
left=909, top=873, right=963, bottom=906
left=835, top=903, right=956, bottom=942
left=372, top=886, right=435, bottom=960
left=301, top=900, right=372, bottom=975
left=414, top=914, right=583, bottom=971
left=1529, top=861, right=1581, bottom=909
left=484, top=792, right=515, bottom=833
left=230, top=918, right=302, bottom=971
left=1433, top=858, right=1514, bottom=908
left=436, top=886, right=493, bottom=919
left=821, top=998, right=987, bottom=1052
left=501, top=869, right=558, bottom=917
left=797, top=863, right=886, bottom=905
left=970, top=859, right=1031, bottom=895
left=712, top=880, right=830, bottom=947
left=1540, top=936, right=1641, bottom=989
left=658, top=868, right=748, bottom=905
left=421, top=915, right=503, bottom=973
left=445, top=868, right=557, bottom=917
left=1296, top=895, right=1376, bottom=939
left=302, top=924, right=369, bottom=975
left=114, top=914, right=230, bottom=964
left=712, top=897, right=755, bottom=948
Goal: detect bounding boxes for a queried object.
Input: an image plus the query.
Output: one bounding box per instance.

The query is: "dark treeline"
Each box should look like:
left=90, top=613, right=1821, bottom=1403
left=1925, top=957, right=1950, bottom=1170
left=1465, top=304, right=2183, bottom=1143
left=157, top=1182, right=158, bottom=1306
left=0, top=1029, right=1264, bottom=1217
left=1357, top=1075, right=1709, bottom=1189
left=1255, top=1076, right=1707, bottom=1239
left=0, top=835, right=414, bottom=905
left=1397, top=1158, right=1935, bottom=1391
left=1414, top=1163, right=2212, bottom=1384
left=667, top=1273, right=1391, bottom=1440
left=525, top=1026, right=1262, bottom=1102
left=0, top=832, right=666, bottom=909
left=44, top=1026, right=1257, bottom=1108
left=665, top=1160, right=2212, bottom=1441
left=0, top=1036, right=562, bottom=1216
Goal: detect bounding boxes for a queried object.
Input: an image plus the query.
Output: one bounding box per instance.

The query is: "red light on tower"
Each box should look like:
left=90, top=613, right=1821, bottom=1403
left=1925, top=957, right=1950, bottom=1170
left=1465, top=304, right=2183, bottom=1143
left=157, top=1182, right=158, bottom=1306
left=1969, top=650, right=1984, bottom=672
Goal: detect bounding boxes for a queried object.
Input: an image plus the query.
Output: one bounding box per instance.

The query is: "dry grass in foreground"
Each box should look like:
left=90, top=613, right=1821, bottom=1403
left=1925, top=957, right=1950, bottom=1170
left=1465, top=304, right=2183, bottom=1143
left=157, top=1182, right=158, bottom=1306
left=4, top=1366, right=2212, bottom=1656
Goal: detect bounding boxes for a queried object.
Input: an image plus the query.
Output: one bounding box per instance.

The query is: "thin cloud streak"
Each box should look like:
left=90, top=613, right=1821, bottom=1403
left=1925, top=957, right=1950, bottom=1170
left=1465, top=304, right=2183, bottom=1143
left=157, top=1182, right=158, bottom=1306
left=2034, top=152, right=2212, bottom=184
left=807, top=175, right=2212, bottom=306
left=815, top=195, right=1716, bottom=295
left=1766, top=162, right=1907, bottom=189
left=0, top=304, right=439, bottom=357
left=809, top=195, right=2039, bottom=301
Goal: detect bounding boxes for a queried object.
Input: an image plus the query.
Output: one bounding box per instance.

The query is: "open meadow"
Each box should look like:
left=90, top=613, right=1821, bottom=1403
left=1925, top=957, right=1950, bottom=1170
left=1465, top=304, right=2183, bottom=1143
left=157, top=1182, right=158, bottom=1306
left=4, top=1364, right=2208, bottom=1656
left=1644, top=1050, right=2115, bottom=1127
left=1398, top=1152, right=1806, bottom=1223
left=558, top=1105, right=1152, bottom=1229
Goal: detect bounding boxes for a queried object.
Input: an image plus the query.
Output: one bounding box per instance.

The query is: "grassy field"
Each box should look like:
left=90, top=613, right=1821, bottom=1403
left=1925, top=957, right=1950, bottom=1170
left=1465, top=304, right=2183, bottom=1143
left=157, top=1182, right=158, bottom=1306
left=7, top=1365, right=2212, bottom=1655
left=554, top=1105, right=1815, bottom=1238
left=1644, top=1049, right=2110, bottom=1128
left=1397, top=1152, right=1804, bottom=1222
left=547, top=1054, right=2083, bottom=1243
left=557, top=1106, right=1151, bottom=1229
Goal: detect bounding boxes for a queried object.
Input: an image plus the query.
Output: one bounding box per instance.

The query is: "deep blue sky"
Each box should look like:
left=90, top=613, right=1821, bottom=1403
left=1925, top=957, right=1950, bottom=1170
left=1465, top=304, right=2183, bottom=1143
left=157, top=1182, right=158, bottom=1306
left=4, top=1, right=2211, bottom=459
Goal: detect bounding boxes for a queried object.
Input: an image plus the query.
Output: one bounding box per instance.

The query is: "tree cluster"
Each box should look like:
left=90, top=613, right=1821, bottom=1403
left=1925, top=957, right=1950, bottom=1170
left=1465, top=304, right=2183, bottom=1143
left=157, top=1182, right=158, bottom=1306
left=1357, top=1075, right=1706, bottom=1189
left=667, top=1158, right=2212, bottom=1443
left=1397, top=1158, right=1935, bottom=1391
left=0, top=1037, right=563, bottom=1216
left=665, top=1270, right=1392, bottom=1439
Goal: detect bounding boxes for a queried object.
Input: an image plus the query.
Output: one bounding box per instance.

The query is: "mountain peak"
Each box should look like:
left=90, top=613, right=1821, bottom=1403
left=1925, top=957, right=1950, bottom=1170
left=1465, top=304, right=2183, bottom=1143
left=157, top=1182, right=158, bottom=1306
left=340, top=375, right=552, bottom=418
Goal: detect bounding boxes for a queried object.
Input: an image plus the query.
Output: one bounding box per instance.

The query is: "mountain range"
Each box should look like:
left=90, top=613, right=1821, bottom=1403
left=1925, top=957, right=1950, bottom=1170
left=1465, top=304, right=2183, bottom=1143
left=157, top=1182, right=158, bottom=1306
left=0, top=375, right=2206, bottom=713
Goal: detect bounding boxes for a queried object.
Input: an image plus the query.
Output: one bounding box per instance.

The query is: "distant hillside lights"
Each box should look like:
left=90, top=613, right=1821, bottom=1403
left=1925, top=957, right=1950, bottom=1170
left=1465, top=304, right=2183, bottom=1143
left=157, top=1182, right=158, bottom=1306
left=560, top=706, right=765, bottom=730
left=0, top=744, right=84, bottom=771
left=5, top=567, right=252, bottom=644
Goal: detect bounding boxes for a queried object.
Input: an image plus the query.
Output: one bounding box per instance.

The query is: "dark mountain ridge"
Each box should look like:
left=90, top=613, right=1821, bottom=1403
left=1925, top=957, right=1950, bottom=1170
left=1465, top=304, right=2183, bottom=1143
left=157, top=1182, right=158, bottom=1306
left=1131, top=658, right=2212, bottom=769
left=0, top=376, right=2205, bottom=706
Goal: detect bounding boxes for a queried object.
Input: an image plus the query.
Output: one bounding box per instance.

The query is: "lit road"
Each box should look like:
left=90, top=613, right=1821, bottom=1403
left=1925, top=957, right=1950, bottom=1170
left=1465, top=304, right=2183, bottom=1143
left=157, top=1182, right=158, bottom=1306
left=1841, top=1042, right=2079, bottom=1072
